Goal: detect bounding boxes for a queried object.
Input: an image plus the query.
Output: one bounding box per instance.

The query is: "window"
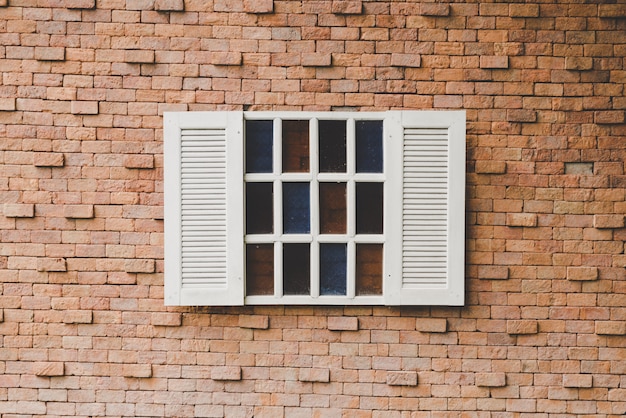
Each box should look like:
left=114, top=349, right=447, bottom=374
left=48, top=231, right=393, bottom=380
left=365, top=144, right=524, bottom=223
left=164, top=111, right=465, bottom=306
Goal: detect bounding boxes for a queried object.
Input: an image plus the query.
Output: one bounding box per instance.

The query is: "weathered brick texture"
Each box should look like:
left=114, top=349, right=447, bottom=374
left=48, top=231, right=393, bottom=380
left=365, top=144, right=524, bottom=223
left=1, top=0, right=625, bottom=415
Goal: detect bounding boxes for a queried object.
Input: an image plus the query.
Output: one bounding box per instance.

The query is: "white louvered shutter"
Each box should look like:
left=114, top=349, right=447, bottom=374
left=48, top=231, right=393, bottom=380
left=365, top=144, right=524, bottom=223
left=164, top=112, right=244, bottom=306
left=385, top=111, right=465, bottom=305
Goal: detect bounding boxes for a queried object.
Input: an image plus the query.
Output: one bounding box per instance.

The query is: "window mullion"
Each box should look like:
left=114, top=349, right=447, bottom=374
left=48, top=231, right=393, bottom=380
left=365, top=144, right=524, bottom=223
left=310, top=118, right=320, bottom=298
left=274, top=118, right=283, bottom=298
left=346, top=118, right=356, bottom=298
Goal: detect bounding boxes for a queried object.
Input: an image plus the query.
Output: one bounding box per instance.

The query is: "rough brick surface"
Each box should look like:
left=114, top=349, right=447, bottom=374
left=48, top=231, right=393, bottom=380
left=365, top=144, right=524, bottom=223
left=3, top=203, right=35, bottom=218
left=476, top=373, right=506, bottom=387
left=63, top=205, right=94, bottom=219
left=387, top=371, right=418, bottom=386
left=34, top=362, right=65, bottom=377
left=211, top=366, right=242, bottom=381
left=239, top=315, right=269, bottom=329
left=328, top=316, right=359, bottom=331
left=1, top=1, right=626, bottom=415
left=507, top=320, right=538, bottom=335
left=416, top=318, right=447, bottom=333
left=34, top=152, right=64, bottom=167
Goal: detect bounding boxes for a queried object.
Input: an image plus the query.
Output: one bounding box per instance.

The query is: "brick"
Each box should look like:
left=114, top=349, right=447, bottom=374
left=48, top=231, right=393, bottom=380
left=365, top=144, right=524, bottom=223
left=34, top=362, right=65, bottom=377
left=63, top=310, right=93, bottom=324
left=0, top=0, right=7, bottom=6
left=302, top=53, right=332, bottom=67
left=391, top=53, right=421, bottom=68
left=595, top=321, right=626, bottom=336
left=65, top=0, right=96, bottom=8
left=506, top=213, right=538, bottom=227
left=565, top=57, right=593, bottom=71
left=564, top=162, right=594, bottom=175
left=34, top=153, right=64, bottom=167
left=124, top=50, right=155, bottom=64
left=243, top=0, right=273, bottom=13
left=480, top=56, right=508, bottom=69
left=35, top=47, right=65, bottom=61
left=475, top=161, right=506, bottom=174
left=211, top=366, right=242, bottom=381
left=509, top=4, right=539, bottom=18
left=599, top=4, right=626, bottom=18
left=152, top=312, right=182, bottom=326
left=328, top=316, right=359, bottom=331
left=125, top=259, right=155, bottom=273
left=37, top=258, right=67, bottom=272
left=154, top=0, right=184, bottom=11
left=0, top=98, right=17, bottom=111
left=211, top=52, right=243, bottom=66
left=567, top=267, right=598, bottom=281
left=0, top=309, right=3, bottom=322
left=507, top=109, right=537, bottom=123
left=387, top=371, right=418, bottom=386
left=71, top=101, right=99, bottom=115
left=124, top=154, right=154, bottom=169
left=239, top=315, right=269, bottom=329
left=420, top=3, right=449, bottom=16
left=478, top=266, right=509, bottom=280
left=331, top=1, right=362, bottom=15
left=122, top=364, right=152, bottom=378
left=595, top=111, right=625, bottom=124
left=299, top=368, right=330, bottom=383
left=3, top=203, right=35, bottom=218
left=476, top=373, right=506, bottom=387
left=563, top=374, right=592, bottom=388
left=416, top=318, right=447, bottom=333
left=593, top=215, right=625, bottom=229
left=507, top=320, right=538, bottom=335
left=63, top=205, right=94, bottom=219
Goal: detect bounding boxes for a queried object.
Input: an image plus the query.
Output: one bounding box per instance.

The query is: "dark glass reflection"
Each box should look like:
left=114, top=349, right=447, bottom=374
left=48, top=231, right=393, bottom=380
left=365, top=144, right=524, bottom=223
left=356, top=244, right=383, bottom=295
left=356, top=182, right=383, bottom=234
left=246, top=244, right=274, bottom=296
left=283, top=243, right=310, bottom=295
left=320, top=244, right=347, bottom=296
left=283, top=183, right=310, bottom=234
left=246, top=120, right=273, bottom=173
left=319, top=120, right=347, bottom=173
left=319, top=182, right=347, bottom=234
left=246, top=182, right=273, bottom=234
left=282, top=120, right=309, bottom=173
left=356, top=120, right=383, bottom=173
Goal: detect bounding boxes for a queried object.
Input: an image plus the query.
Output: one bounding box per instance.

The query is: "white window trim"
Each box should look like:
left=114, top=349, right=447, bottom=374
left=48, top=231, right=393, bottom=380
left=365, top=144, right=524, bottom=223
left=164, top=110, right=465, bottom=306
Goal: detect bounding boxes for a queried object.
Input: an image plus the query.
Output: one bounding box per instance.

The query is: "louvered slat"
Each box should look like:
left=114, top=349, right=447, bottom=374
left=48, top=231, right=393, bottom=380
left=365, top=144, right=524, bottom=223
left=180, top=128, right=228, bottom=288
left=402, top=127, right=449, bottom=288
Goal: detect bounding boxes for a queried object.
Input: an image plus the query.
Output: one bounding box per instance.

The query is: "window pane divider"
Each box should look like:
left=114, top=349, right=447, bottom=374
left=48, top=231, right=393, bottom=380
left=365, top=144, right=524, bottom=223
left=310, top=118, right=320, bottom=298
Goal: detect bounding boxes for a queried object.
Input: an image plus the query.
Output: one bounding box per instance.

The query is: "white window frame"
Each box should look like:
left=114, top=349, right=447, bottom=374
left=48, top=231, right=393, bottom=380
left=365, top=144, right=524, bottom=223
left=164, top=110, right=465, bottom=306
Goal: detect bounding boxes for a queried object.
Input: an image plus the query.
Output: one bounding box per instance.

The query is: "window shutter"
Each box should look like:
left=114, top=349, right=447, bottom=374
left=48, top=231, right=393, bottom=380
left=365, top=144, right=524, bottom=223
left=164, top=112, right=244, bottom=306
left=385, top=111, right=465, bottom=306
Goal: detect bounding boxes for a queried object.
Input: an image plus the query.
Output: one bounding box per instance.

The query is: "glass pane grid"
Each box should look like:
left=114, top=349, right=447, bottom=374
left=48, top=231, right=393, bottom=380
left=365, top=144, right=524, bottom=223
left=245, top=116, right=385, bottom=302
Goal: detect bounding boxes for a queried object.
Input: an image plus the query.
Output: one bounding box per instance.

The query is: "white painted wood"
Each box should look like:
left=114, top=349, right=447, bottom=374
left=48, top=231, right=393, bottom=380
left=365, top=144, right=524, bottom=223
left=385, top=110, right=465, bottom=306
left=164, top=112, right=244, bottom=306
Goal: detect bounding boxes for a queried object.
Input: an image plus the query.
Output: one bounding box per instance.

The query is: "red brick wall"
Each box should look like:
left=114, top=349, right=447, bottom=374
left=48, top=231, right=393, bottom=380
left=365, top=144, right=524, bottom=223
left=1, top=0, right=626, bottom=416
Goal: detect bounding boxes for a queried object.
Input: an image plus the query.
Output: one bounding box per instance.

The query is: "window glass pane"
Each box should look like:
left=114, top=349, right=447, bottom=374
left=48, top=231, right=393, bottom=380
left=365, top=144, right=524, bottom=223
left=356, top=182, right=383, bottom=234
left=283, top=243, right=310, bottom=295
left=282, top=120, right=309, bottom=173
left=356, top=120, right=383, bottom=173
left=246, top=182, right=273, bottom=234
left=319, top=120, right=346, bottom=173
left=319, top=182, right=346, bottom=234
left=283, top=183, right=310, bottom=234
left=246, top=244, right=274, bottom=296
left=320, top=243, right=347, bottom=296
left=356, top=244, right=383, bottom=295
left=246, top=120, right=273, bottom=173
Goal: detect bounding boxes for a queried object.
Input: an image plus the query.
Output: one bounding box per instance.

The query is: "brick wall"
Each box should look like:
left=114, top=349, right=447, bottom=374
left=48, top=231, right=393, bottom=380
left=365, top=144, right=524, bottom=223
left=1, top=0, right=626, bottom=416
